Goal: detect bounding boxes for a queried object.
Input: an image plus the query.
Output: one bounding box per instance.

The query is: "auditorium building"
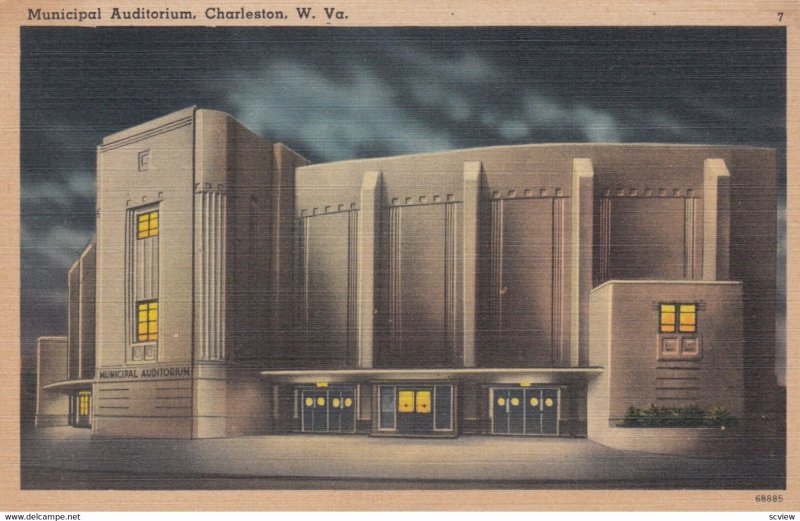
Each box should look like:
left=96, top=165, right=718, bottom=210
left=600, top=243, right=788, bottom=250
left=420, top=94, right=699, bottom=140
left=34, top=107, right=780, bottom=453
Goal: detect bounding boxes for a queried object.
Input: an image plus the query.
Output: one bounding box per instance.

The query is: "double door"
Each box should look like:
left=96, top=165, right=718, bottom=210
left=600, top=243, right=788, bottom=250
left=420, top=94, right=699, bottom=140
left=377, top=384, right=454, bottom=435
left=396, top=387, right=434, bottom=434
left=301, top=387, right=356, bottom=433
left=492, top=387, right=558, bottom=435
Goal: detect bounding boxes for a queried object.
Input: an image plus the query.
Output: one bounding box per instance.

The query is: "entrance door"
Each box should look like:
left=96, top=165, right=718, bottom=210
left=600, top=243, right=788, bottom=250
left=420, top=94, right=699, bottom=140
left=73, top=391, right=91, bottom=428
left=300, top=387, right=356, bottom=433
left=396, top=387, right=434, bottom=435
left=301, top=389, right=328, bottom=432
left=492, top=389, right=524, bottom=434
left=540, top=388, right=559, bottom=435
left=327, top=388, right=356, bottom=433
left=524, top=388, right=542, bottom=434
left=523, top=388, right=559, bottom=435
left=493, top=387, right=559, bottom=435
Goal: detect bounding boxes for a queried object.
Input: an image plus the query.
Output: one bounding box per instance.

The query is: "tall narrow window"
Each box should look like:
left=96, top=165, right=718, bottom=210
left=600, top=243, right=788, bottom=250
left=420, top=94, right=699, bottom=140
left=137, top=300, right=158, bottom=342
left=78, top=391, right=90, bottom=417
left=379, top=386, right=396, bottom=430
left=434, top=386, right=452, bottom=431
left=129, top=206, right=160, bottom=361
left=137, top=210, right=159, bottom=239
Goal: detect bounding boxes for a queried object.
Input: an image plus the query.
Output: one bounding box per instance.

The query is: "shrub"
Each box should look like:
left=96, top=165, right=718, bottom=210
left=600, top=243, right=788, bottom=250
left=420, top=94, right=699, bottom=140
left=619, top=404, right=736, bottom=428
left=621, top=406, right=642, bottom=427
left=704, top=406, right=738, bottom=428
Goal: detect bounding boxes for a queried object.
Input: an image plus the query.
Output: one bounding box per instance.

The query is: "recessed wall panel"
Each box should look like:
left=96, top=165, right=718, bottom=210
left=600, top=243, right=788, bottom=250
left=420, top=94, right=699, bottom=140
left=485, top=198, right=555, bottom=367
left=302, top=211, right=357, bottom=366
left=607, top=198, right=687, bottom=280
left=386, top=203, right=459, bottom=368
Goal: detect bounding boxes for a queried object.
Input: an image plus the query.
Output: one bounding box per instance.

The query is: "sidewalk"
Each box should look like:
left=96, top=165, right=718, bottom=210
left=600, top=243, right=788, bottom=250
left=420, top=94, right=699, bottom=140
left=21, top=427, right=785, bottom=488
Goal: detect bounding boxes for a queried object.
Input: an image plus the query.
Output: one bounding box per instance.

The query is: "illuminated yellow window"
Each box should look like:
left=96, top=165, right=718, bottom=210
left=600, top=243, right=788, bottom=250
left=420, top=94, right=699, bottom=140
left=78, top=392, right=90, bottom=417
left=398, top=391, right=414, bottom=413
left=137, top=210, right=159, bottom=239
left=660, top=303, right=697, bottom=334
left=659, top=304, right=676, bottom=333
left=136, top=300, right=158, bottom=342
left=415, top=391, right=431, bottom=414
left=679, top=304, right=696, bottom=333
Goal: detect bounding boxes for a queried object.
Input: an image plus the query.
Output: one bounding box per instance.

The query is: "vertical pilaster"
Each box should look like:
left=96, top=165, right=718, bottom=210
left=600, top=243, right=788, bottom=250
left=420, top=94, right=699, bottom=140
left=703, top=158, right=731, bottom=281
left=357, top=171, right=381, bottom=368
left=462, top=161, right=483, bottom=368
left=684, top=197, right=697, bottom=279
left=552, top=197, right=566, bottom=366
left=194, top=187, right=227, bottom=361
left=571, top=158, right=594, bottom=367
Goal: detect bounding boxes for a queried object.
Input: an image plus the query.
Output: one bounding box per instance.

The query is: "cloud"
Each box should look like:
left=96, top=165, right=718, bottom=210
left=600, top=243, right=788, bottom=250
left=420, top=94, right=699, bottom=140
left=519, top=94, right=626, bottom=142
left=393, top=50, right=493, bottom=126
left=368, top=46, right=638, bottom=145
left=22, top=223, right=94, bottom=270
left=407, top=82, right=475, bottom=123
left=225, top=61, right=455, bottom=161
left=221, top=47, right=658, bottom=158
left=22, top=171, right=95, bottom=209
left=219, top=42, right=762, bottom=159
left=498, top=121, right=529, bottom=140
left=573, top=105, right=622, bottom=142
left=392, top=48, right=500, bottom=84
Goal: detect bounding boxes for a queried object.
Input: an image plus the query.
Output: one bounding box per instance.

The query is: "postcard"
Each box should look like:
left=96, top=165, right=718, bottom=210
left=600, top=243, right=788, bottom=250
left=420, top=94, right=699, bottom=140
left=2, top=0, right=795, bottom=513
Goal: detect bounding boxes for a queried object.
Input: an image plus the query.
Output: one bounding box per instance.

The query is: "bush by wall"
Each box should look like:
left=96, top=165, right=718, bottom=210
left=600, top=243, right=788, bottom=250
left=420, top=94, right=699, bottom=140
left=620, top=404, right=737, bottom=428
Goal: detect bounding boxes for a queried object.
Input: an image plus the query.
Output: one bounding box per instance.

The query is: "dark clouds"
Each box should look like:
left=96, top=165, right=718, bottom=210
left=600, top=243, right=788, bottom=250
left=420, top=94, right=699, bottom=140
left=20, top=27, right=786, bottom=376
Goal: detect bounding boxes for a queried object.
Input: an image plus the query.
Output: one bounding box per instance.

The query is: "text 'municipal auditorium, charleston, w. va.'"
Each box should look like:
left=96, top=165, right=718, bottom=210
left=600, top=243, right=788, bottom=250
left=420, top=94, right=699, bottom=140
left=34, top=107, right=781, bottom=455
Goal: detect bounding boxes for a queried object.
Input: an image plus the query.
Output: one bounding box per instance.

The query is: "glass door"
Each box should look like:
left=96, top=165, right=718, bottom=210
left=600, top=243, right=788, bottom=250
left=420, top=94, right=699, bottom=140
left=73, top=391, right=91, bottom=428
left=492, top=387, right=559, bottom=435
left=396, top=387, right=434, bottom=434
left=492, top=388, right=524, bottom=434
left=300, top=386, right=357, bottom=433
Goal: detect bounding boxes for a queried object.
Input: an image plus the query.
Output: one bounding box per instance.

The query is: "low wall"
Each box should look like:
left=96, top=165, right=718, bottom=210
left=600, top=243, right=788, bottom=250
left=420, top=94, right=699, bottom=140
left=595, top=425, right=752, bottom=457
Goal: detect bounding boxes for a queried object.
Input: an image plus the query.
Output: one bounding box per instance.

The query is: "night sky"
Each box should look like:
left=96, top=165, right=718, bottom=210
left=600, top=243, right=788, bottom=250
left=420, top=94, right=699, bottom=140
left=19, top=27, right=786, bottom=381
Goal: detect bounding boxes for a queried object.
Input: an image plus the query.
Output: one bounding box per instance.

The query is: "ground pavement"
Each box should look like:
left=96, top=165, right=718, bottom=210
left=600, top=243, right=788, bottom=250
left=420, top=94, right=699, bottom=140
left=19, top=427, right=785, bottom=489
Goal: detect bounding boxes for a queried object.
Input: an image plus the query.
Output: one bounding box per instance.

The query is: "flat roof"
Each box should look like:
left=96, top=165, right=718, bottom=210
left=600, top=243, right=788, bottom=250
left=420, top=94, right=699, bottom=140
left=101, top=106, right=196, bottom=146
left=298, top=141, right=775, bottom=173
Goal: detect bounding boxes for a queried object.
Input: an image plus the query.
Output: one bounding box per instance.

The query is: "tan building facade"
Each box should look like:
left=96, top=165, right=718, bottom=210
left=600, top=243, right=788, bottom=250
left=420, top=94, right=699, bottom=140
left=35, top=336, right=69, bottom=428
left=36, top=108, right=779, bottom=452
left=36, top=241, right=96, bottom=429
